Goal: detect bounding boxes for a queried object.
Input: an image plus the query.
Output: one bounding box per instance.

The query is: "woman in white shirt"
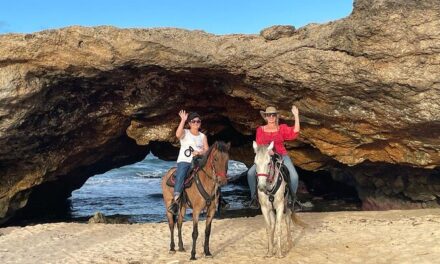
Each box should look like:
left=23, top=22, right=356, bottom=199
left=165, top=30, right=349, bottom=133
left=168, top=110, right=209, bottom=215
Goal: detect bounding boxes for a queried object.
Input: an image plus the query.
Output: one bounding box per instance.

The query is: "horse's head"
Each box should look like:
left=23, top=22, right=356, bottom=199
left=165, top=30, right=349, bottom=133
left=204, top=141, right=231, bottom=186
left=252, top=141, right=274, bottom=192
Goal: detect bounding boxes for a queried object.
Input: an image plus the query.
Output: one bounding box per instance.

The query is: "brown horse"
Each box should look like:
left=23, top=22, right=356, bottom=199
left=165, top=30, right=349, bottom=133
left=161, top=141, right=230, bottom=260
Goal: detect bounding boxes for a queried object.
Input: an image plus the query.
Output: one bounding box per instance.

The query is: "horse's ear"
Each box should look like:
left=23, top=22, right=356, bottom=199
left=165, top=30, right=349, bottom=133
left=252, top=141, right=258, bottom=152
left=268, top=141, right=274, bottom=151
left=226, top=142, right=231, bottom=151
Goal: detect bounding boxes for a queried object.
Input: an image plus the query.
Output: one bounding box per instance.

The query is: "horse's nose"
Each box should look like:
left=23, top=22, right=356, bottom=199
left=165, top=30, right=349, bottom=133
left=257, top=182, right=266, bottom=192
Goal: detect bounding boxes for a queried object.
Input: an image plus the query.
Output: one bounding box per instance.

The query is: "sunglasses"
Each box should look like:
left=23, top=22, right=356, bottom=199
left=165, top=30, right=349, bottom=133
left=265, top=113, right=277, bottom=117
left=190, top=119, right=201, bottom=124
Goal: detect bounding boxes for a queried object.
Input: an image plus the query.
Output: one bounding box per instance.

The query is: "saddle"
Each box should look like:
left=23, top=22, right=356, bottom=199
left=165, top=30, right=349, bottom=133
left=166, top=156, right=202, bottom=188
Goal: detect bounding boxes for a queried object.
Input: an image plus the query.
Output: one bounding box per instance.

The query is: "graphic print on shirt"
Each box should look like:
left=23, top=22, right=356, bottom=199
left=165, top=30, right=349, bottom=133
left=177, top=129, right=205, bottom=163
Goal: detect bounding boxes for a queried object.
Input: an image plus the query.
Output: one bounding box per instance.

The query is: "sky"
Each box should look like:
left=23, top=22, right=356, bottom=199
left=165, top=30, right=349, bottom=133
left=0, top=0, right=353, bottom=35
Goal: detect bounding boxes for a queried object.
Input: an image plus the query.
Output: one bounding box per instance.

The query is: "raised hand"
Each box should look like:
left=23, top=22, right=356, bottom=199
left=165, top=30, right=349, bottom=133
left=179, top=110, right=188, bottom=121
left=291, top=105, right=299, bottom=116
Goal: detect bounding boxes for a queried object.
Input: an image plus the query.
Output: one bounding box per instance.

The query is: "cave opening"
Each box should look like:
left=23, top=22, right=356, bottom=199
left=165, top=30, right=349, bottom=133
left=2, top=65, right=364, bottom=226
left=296, top=168, right=362, bottom=212
left=4, top=126, right=363, bottom=226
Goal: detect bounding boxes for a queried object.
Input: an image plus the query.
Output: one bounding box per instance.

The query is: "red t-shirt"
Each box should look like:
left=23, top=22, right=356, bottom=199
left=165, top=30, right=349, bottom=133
left=256, top=124, right=299, bottom=155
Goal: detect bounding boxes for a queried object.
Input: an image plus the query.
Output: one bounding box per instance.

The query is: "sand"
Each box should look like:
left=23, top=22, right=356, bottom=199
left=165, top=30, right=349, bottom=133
left=1, top=209, right=439, bottom=264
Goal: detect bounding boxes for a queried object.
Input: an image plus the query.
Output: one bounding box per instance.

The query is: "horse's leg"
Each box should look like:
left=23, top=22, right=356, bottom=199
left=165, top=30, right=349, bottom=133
left=166, top=210, right=176, bottom=253
left=269, top=208, right=276, bottom=256
left=204, top=203, right=216, bottom=257
left=162, top=171, right=176, bottom=253
left=275, top=198, right=285, bottom=258
left=177, top=202, right=186, bottom=252
left=260, top=198, right=274, bottom=257
left=190, top=207, right=201, bottom=260
left=285, top=209, right=293, bottom=249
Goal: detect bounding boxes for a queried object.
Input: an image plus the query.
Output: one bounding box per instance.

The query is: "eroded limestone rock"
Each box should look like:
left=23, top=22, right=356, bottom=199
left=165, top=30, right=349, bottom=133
left=1, top=0, right=440, bottom=223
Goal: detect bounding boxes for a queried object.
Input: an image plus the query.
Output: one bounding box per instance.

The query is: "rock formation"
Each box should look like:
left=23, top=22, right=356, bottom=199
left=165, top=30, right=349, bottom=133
left=1, top=0, right=439, bottom=224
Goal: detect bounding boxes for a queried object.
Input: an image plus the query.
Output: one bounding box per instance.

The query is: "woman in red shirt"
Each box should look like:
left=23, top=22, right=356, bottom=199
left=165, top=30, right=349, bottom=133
left=248, top=105, right=300, bottom=209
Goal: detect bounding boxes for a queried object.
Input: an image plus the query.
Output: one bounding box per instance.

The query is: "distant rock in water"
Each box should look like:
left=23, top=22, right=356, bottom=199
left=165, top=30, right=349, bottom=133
left=1, top=0, right=440, bottom=225
left=88, top=212, right=130, bottom=224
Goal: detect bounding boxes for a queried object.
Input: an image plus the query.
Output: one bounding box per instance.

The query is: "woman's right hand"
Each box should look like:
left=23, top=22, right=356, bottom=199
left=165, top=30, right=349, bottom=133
left=179, top=110, right=188, bottom=122
left=291, top=105, right=299, bottom=116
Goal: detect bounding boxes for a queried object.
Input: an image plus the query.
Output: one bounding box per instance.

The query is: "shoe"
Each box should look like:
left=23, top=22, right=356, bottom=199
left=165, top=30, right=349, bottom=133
left=287, top=195, right=296, bottom=210
left=249, top=197, right=260, bottom=209
left=168, top=201, right=178, bottom=215
left=220, top=198, right=230, bottom=210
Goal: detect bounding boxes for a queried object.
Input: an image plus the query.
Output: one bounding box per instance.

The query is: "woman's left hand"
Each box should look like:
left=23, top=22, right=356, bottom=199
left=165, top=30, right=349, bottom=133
left=291, top=105, right=299, bottom=116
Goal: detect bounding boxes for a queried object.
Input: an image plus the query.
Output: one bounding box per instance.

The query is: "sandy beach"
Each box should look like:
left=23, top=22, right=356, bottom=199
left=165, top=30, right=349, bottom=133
left=1, top=209, right=439, bottom=264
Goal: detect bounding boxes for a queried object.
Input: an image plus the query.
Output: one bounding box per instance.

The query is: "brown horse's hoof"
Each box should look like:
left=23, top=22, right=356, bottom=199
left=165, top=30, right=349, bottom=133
left=169, top=249, right=176, bottom=254
left=205, top=253, right=213, bottom=258
left=178, top=248, right=185, bottom=252
left=190, top=256, right=197, bottom=261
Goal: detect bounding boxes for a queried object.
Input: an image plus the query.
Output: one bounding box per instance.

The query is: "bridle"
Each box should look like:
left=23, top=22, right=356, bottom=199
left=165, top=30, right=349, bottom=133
left=201, top=146, right=228, bottom=183
left=193, top=144, right=228, bottom=207
left=255, top=158, right=284, bottom=208
left=256, top=162, right=273, bottom=178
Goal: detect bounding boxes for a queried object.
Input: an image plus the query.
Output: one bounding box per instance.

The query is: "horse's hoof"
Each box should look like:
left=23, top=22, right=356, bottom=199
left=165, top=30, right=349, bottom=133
left=169, top=250, right=176, bottom=254
left=178, top=248, right=185, bottom=252
left=205, top=253, right=213, bottom=258
left=190, top=256, right=197, bottom=261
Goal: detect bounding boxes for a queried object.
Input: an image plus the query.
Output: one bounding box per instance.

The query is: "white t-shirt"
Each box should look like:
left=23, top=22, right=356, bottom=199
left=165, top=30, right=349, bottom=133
left=177, top=129, right=206, bottom=163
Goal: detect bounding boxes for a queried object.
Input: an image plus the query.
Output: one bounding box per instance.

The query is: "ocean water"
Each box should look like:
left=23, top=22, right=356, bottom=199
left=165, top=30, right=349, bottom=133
left=69, top=154, right=251, bottom=223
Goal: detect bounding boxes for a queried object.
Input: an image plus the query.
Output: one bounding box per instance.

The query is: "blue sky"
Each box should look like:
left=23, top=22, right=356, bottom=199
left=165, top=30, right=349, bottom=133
left=0, top=0, right=353, bottom=35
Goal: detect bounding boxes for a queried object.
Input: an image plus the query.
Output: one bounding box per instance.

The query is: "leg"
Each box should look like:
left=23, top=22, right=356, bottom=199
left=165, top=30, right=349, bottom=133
left=260, top=203, right=274, bottom=257
left=170, top=162, right=191, bottom=214
left=174, top=162, right=191, bottom=197
left=204, top=204, right=216, bottom=257
left=268, top=209, right=276, bottom=257
left=247, top=165, right=259, bottom=208
left=275, top=201, right=285, bottom=258
left=177, top=203, right=186, bottom=252
left=166, top=211, right=176, bottom=253
left=282, top=155, right=299, bottom=205
left=247, top=164, right=257, bottom=199
left=190, top=208, right=201, bottom=260
left=285, top=208, right=293, bottom=249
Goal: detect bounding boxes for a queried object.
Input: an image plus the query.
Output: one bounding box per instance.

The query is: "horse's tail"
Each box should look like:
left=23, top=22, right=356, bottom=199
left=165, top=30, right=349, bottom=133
left=291, top=211, right=308, bottom=228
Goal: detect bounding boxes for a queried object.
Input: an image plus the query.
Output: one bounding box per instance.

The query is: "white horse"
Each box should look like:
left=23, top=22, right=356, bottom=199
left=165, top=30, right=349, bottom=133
left=252, top=141, right=305, bottom=257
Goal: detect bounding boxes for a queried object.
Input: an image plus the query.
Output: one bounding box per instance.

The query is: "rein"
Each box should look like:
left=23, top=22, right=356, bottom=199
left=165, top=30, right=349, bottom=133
left=203, top=148, right=227, bottom=182
left=193, top=145, right=227, bottom=207
left=256, top=160, right=284, bottom=210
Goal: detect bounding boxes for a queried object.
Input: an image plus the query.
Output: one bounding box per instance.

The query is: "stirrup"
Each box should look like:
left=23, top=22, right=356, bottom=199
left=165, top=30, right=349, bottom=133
left=168, top=200, right=179, bottom=215
left=249, top=197, right=260, bottom=209
left=220, top=197, right=230, bottom=210
left=287, top=194, right=297, bottom=209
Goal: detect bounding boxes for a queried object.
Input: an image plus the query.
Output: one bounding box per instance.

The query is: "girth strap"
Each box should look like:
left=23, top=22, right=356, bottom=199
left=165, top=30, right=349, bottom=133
left=195, top=172, right=216, bottom=207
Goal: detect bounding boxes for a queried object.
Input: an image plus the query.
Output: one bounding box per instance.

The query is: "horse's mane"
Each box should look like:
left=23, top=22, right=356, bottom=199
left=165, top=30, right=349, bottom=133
left=198, top=141, right=229, bottom=168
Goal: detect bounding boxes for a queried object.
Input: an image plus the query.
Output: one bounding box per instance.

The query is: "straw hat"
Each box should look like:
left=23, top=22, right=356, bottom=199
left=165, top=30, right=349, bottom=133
left=259, top=106, right=279, bottom=119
